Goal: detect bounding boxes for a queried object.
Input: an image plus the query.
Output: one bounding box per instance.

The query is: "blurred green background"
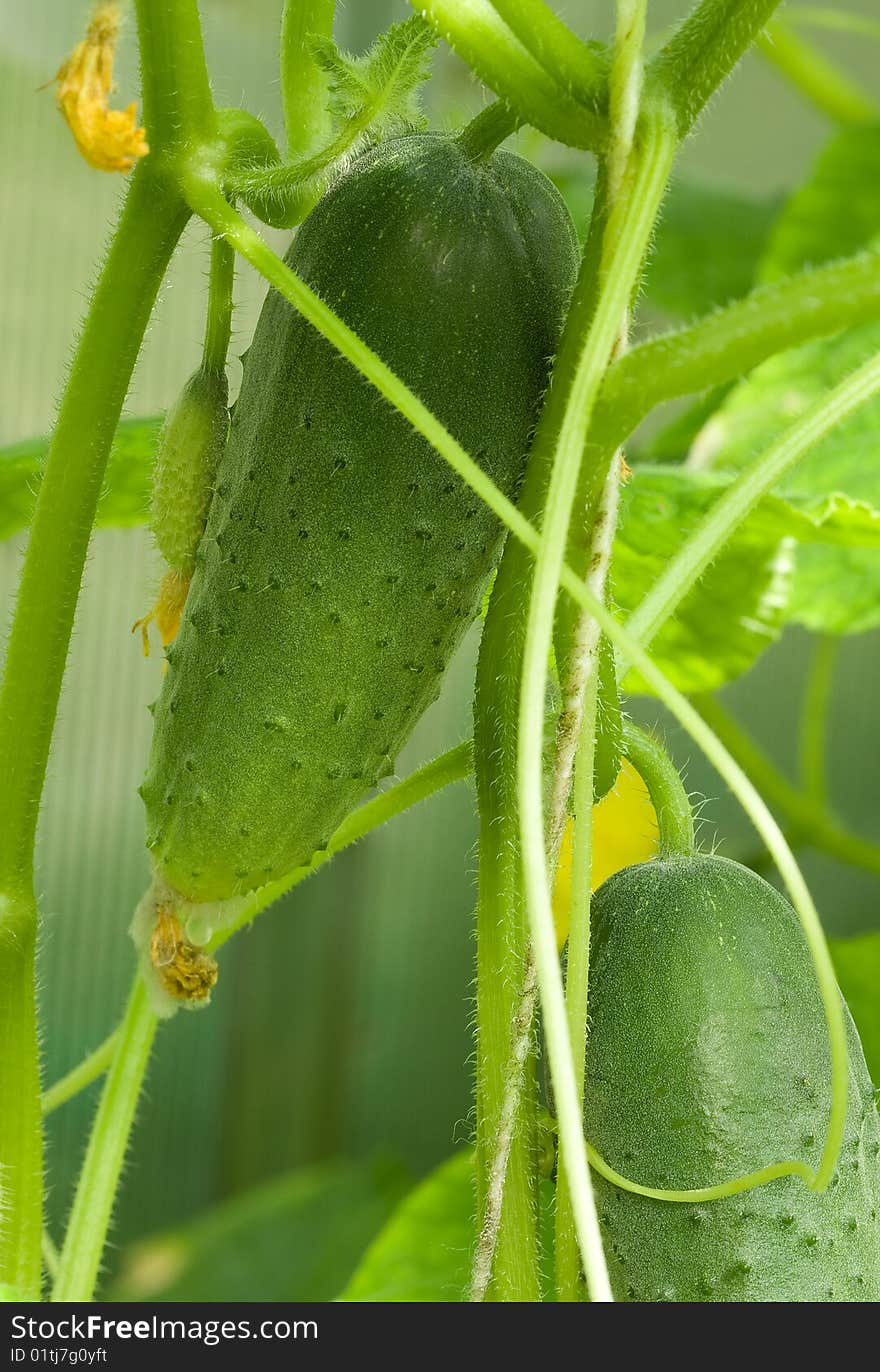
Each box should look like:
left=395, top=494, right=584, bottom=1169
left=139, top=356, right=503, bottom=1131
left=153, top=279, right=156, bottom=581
left=1, top=0, right=879, bottom=1290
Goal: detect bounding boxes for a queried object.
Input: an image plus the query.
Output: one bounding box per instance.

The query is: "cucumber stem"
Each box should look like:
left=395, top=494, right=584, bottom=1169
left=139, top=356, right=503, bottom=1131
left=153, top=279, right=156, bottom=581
left=622, top=720, right=695, bottom=859
left=457, top=101, right=522, bottom=162
left=202, top=235, right=235, bottom=375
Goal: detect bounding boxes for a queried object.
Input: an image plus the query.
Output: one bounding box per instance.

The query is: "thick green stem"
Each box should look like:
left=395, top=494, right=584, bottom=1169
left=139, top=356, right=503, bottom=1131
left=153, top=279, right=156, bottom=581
left=651, top=0, right=785, bottom=136
left=473, top=569, right=542, bottom=1300
left=621, top=720, right=695, bottom=858
left=51, top=982, right=158, bottom=1302
left=134, top=0, right=216, bottom=153
left=623, top=349, right=880, bottom=655
left=0, top=173, right=185, bottom=1295
left=280, top=0, right=336, bottom=158
left=0, top=172, right=186, bottom=892
left=0, top=893, right=41, bottom=1298
left=594, top=248, right=880, bottom=454
left=412, top=0, right=606, bottom=150
left=553, top=0, right=648, bottom=1303
left=757, top=20, right=878, bottom=124
left=202, top=235, right=235, bottom=374
left=518, top=110, right=675, bottom=1304
left=456, top=101, right=521, bottom=161
left=488, top=0, right=609, bottom=108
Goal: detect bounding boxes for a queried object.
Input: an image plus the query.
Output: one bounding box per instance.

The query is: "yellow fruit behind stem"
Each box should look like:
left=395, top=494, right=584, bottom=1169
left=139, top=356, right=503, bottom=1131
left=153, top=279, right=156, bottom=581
left=553, top=757, right=658, bottom=951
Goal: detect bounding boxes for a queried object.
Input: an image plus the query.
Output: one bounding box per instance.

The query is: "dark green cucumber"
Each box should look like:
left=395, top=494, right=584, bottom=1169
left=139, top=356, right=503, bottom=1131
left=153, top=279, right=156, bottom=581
left=142, top=132, right=578, bottom=903
left=585, top=855, right=880, bottom=1302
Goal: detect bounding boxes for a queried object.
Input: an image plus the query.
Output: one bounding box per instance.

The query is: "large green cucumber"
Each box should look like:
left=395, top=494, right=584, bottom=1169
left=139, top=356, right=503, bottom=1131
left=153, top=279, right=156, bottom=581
left=142, top=133, right=578, bottom=903
left=585, top=855, right=880, bottom=1301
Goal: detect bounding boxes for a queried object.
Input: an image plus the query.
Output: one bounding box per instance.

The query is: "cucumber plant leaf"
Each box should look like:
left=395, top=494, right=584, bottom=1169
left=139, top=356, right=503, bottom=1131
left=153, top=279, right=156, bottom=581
left=614, top=462, right=880, bottom=696
left=339, top=1150, right=473, bottom=1302
left=110, top=1158, right=410, bottom=1302
left=0, top=416, right=160, bottom=544
left=761, top=123, right=880, bottom=280
left=687, top=325, right=880, bottom=635
left=678, top=122, right=880, bottom=636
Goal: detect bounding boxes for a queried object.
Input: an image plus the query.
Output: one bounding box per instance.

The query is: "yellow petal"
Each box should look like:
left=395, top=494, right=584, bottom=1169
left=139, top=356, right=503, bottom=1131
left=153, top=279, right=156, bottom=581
left=54, top=3, right=148, bottom=173
left=552, top=757, right=658, bottom=950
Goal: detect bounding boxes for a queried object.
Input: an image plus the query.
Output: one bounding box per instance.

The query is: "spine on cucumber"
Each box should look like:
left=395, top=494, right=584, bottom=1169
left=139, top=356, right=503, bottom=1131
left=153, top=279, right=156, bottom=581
left=586, top=854, right=880, bottom=1302
left=141, top=132, right=578, bottom=903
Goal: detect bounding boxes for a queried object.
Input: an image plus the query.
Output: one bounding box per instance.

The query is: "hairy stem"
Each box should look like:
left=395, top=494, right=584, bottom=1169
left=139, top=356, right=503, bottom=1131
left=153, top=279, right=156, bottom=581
left=488, top=0, right=609, bottom=107
left=202, top=234, right=235, bottom=374
left=518, top=110, right=674, bottom=1305
left=280, top=0, right=336, bottom=158
left=456, top=101, right=521, bottom=161
left=134, top=0, right=216, bottom=152
left=41, top=1033, right=120, bottom=1118
left=594, top=248, right=880, bottom=454
left=0, top=892, right=41, bottom=1298
left=621, top=720, right=695, bottom=857
left=553, top=0, right=647, bottom=1302
left=0, top=172, right=185, bottom=1296
left=51, top=982, right=158, bottom=1301
left=651, top=0, right=785, bottom=136
left=412, top=0, right=606, bottom=150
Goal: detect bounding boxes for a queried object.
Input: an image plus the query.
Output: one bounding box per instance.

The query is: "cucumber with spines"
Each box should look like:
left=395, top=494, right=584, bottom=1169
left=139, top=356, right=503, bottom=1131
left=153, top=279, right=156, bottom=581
left=142, top=131, right=578, bottom=903
left=586, top=854, right=880, bottom=1302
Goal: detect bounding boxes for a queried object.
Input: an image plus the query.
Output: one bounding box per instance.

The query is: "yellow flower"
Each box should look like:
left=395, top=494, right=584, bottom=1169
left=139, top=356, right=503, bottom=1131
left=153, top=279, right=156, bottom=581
left=54, top=3, right=148, bottom=173
left=552, top=757, right=658, bottom=950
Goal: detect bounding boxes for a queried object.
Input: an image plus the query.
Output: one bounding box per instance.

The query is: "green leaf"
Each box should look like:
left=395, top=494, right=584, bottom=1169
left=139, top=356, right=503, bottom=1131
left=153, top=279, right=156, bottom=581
left=339, top=1150, right=558, bottom=1302
left=677, top=125, right=880, bottom=636
left=762, top=123, right=880, bottom=280
left=615, top=465, right=787, bottom=696
left=311, top=16, right=436, bottom=142
left=110, top=1158, right=410, bottom=1302
left=615, top=462, right=880, bottom=695
left=689, top=324, right=880, bottom=634
left=831, top=933, right=880, bottom=1088
left=0, top=417, right=160, bottom=544
left=339, top=1151, right=472, bottom=1302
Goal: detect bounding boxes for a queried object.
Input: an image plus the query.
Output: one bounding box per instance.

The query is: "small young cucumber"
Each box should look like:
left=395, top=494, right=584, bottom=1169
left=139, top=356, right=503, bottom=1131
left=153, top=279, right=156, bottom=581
left=586, top=855, right=880, bottom=1301
left=142, top=133, right=578, bottom=903
left=136, top=365, right=229, bottom=652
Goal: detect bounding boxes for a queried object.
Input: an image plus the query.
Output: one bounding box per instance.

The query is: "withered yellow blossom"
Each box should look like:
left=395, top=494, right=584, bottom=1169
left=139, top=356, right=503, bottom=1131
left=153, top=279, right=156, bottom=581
left=150, top=906, right=218, bottom=1004
left=55, top=3, right=149, bottom=172
left=132, top=569, right=191, bottom=658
